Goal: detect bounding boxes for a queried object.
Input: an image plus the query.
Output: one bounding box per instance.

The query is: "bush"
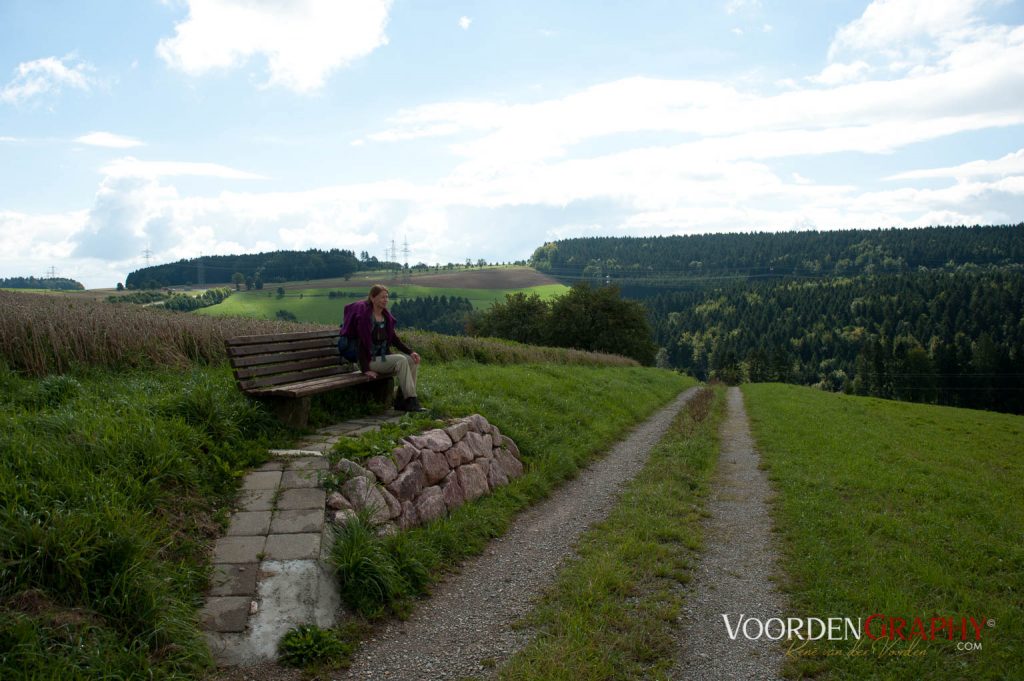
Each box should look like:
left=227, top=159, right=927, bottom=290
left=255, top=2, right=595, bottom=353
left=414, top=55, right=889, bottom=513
left=278, top=624, right=360, bottom=668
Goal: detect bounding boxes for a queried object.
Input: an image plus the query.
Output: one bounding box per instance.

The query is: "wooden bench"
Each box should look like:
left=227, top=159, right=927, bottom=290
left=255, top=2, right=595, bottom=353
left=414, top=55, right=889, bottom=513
left=225, top=329, right=392, bottom=428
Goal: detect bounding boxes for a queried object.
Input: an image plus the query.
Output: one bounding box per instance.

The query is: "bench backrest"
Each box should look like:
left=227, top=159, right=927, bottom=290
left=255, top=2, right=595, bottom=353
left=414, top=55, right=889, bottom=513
left=225, top=329, right=350, bottom=393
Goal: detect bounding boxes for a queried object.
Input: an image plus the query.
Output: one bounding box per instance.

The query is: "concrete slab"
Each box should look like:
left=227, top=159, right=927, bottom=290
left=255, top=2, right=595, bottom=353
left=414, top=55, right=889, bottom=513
left=291, top=441, right=332, bottom=453
left=280, top=469, right=320, bottom=489
left=226, top=511, right=272, bottom=536
left=237, top=489, right=276, bottom=512
left=209, top=560, right=342, bottom=666
left=201, top=596, right=251, bottom=633
left=267, top=449, right=324, bottom=457
left=287, top=457, right=329, bottom=471
left=264, top=533, right=321, bottom=560
left=255, top=461, right=286, bottom=471
left=270, top=509, right=325, bottom=534
left=213, top=536, right=266, bottom=564
left=209, top=563, right=258, bottom=596
left=277, top=488, right=326, bottom=510
left=241, top=471, right=282, bottom=490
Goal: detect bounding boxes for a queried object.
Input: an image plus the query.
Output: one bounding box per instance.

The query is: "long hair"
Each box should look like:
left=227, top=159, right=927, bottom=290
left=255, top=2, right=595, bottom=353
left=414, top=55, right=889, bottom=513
left=367, top=284, right=389, bottom=302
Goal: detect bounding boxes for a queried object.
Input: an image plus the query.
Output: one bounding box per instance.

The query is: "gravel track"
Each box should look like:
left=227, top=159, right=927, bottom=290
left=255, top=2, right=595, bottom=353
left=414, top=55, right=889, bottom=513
left=332, top=387, right=700, bottom=681
left=671, top=387, right=788, bottom=681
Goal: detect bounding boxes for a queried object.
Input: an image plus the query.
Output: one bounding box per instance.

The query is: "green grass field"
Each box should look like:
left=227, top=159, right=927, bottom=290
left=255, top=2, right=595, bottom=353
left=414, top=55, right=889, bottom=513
left=742, top=383, right=1023, bottom=680
left=195, top=283, right=568, bottom=324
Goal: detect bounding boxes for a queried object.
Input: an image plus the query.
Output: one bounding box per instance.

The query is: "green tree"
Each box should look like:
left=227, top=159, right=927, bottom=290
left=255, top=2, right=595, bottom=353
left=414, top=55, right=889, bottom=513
left=231, top=272, right=245, bottom=291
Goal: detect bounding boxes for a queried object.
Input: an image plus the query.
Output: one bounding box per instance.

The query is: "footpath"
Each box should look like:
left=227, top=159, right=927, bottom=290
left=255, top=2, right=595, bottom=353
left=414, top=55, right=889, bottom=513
left=201, top=410, right=405, bottom=666
left=672, top=387, right=788, bottom=680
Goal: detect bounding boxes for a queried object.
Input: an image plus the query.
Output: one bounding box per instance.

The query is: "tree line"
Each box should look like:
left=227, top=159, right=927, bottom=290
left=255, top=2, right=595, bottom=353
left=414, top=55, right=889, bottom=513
left=530, top=224, right=1024, bottom=284
left=125, top=249, right=387, bottom=289
left=390, top=296, right=475, bottom=336
left=1, top=276, right=84, bottom=291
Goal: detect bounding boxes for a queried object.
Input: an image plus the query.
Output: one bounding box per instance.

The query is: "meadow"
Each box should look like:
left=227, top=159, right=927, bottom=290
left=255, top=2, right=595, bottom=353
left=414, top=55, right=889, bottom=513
left=196, top=283, right=568, bottom=324
left=743, top=383, right=1023, bottom=680
left=0, top=289, right=685, bottom=679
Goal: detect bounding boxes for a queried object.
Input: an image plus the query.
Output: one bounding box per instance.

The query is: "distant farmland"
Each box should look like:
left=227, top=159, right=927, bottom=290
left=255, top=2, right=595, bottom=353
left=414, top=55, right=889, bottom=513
left=196, top=267, right=569, bottom=324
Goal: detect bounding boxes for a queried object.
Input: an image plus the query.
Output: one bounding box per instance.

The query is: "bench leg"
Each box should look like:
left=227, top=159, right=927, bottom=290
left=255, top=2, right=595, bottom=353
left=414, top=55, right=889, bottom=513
left=357, top=376, right=395, bottom=407
left=259, top=396, right=311, bottom=429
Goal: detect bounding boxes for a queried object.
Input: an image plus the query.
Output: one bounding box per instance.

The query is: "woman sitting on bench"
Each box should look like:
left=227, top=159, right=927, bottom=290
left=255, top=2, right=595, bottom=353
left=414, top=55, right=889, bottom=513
left=339, top=284, right=427, bottom=412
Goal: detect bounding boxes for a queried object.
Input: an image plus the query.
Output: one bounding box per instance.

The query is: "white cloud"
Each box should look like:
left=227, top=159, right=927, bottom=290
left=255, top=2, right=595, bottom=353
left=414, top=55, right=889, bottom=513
left=808, top=60, right=871, bottom=85
left=76, top=131, right=145, bottom=148
left=886, top=149, right=1024, bottom=180
left=157, top=0, right=393, bottom=92
left=763, top=24, right=773, bottom=33
left=0, top=55, right=94, bottom=105
left=732, top=28, right=744, bottom=36
left=0, top=136, right=20, bottom=142
left=99, top=157, right=266, bottom=180
left=458, top=16, right=472, bottom=30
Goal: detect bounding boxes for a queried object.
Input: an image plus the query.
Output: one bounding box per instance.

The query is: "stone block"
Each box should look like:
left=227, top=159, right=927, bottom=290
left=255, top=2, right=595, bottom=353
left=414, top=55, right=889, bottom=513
left=264, top=533, right=321, bottom=560
left=237, top=489, right=276, bottom=512
left=288, top=456, right=329, bottom=470
left=392, top=444, right=419, bottom=472
left=457, top=463, right=489, bottom=501
left=226, top=511, right=272, bottom=536
left=415, top=485, right=447, bottom=523
left=241, top=471, right=282, bottom=491
left=270, top=509, right=325, bottom=534
left=444, top=421, right=469, bottom=443
left=405, top=428, right=452, bottom=452
left=212, top=536, right=266, bottom=564
left=386, top=460, right=425, bottom=503
left=280, top=469, right=320, bottom=489
left=365, top=456, right=398, bottom=485
left=277, top=488, right=326, bottom=510
left=421, top=449, right=451, bottom=486
left=208, top=563, right=258, bottom=596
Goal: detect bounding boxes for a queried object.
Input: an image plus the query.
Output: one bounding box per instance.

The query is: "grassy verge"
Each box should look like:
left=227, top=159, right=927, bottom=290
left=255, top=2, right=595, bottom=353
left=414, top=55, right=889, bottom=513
left=328, top=364, right=697, bottom=619
left=742, top=383, right=1023, bottom=680
left=490, top=386, right=724, bottom=680
left=0, top=365, right=297, bottom=679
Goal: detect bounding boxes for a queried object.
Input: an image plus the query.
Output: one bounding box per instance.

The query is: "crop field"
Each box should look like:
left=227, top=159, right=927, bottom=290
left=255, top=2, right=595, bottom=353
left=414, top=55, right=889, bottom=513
left=743, top=383, right=1023, bottom=680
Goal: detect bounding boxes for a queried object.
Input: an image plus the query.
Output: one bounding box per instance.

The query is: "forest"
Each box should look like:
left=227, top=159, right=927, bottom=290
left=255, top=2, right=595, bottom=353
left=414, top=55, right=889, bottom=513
left=0, top=276, right=84, bottom=291
left=124, top=248, right=385, bottom=289
left=530, top=225, right=1024, bottom=414
left=390, top=295, right=475, bottom=336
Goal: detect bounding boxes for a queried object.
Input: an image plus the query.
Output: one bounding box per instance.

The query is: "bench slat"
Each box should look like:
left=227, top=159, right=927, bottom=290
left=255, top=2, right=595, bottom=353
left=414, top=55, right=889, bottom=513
left=234, top=355, right=352, bottom=380
left=250, top=372, right=374, bottom=398
left=228, top=346, right=340, bottom=368
left=237, top=365, right=349, bottom=391
left=226, top=329, right=339, bottom=346
left=227, top=336, right=337, bottom=358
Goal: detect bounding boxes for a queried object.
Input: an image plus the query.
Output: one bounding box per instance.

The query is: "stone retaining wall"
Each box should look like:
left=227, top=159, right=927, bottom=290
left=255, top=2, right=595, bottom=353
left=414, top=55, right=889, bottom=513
left=326, top=414, right=524, bottom=531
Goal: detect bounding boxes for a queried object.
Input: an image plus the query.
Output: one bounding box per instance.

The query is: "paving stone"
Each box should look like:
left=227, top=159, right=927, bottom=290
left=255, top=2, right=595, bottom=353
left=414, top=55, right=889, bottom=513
left=264, top=533, right=321, bottom=560
left=237, top=489, right=276, bottom=512
left=277, top=488, right=326, bottom=510
left=267, top=449, right=325, bottom=457
left=201, top=596, right=251, bottom=632
left=288, top=457, right=329, bottom=471
left=212, top=536, right=266, bottom=564
left=208, top=563, right=258, bottom=596
left=256, top=461, right=286, bottom=471
left=241, top=471, right=282, bottom=491
left=270, top=508, right=325, bottom=534
left=280, top=469, right=320, bottom=489
left=348, top=425, right=381, bottom=436
left=292, top=442, right=332, bottom=453
left=226, top=511, right=272, bottom=536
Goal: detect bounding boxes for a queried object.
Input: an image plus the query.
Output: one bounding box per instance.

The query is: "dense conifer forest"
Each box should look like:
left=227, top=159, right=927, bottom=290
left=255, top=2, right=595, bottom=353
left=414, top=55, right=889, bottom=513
left=390, top=295, right=475, bottom=336
left=530, top=225, right=1024, bottom=413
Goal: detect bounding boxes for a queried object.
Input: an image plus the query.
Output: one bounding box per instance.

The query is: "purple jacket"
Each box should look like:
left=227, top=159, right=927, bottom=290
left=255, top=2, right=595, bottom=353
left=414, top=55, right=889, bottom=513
left=339, top=299, right=413, bottom=372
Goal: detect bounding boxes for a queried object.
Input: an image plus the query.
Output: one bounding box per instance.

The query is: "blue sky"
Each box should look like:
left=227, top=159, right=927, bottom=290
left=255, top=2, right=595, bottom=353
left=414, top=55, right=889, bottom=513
left=1, top=0, right=1022, bottom=288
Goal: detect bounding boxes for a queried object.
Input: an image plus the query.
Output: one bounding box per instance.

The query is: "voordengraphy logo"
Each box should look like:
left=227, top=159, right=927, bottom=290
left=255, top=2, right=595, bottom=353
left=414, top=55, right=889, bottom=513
left=721, top=613, right=991, bottom=654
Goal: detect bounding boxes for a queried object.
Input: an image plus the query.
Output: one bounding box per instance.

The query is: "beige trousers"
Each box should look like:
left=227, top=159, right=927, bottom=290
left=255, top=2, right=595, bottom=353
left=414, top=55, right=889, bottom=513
left=369, top=353, right=418, bottom=398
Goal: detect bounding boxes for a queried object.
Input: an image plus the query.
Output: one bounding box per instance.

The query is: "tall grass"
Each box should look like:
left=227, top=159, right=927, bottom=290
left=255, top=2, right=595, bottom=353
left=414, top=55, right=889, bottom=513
left=0, top=365, right=286, bottom=679
left=0, top=290, right=636, bottom=377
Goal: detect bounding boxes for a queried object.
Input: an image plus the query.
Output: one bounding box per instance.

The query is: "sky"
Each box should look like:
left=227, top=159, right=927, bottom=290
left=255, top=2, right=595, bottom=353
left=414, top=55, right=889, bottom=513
left=1, top=0, right=1022, bottom=289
